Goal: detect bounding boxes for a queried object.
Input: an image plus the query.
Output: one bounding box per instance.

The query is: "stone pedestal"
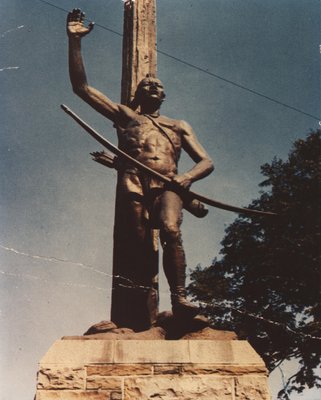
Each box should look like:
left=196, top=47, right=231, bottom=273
left=35, top=339, right=271, bottom=399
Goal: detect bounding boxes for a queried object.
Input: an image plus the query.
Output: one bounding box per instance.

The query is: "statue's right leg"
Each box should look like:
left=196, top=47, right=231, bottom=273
left=112, top=193, right=158, bottom=331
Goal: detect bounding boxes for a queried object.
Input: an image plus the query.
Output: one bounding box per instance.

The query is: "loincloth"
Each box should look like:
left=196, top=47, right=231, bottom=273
left=117, top=168, right=169, bottom=227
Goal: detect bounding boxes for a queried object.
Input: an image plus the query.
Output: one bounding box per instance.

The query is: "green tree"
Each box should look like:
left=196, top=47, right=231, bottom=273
left=189, top=131, right=321, bottom=399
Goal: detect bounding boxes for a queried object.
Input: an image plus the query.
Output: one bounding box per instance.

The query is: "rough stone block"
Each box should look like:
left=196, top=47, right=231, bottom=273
left=37, top=366, right=85, bottom=390
left=36, top=390, right=110, bottom=400
left=86, top=364, right=152, bottom=376
left=86, top=376, right=122, bottom=390
left=124, top=376, right=234, bottom=400
left=153, top=364, right=184, bottom=375
left=110, top=392, right=122, bottom=400
left=182, top=364, right=268, bottom=376
left=235, top=375, right=271, bottom=400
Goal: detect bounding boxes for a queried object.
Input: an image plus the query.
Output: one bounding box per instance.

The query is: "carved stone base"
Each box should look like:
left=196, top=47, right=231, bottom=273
left=35, top=339, right=271, bottom=399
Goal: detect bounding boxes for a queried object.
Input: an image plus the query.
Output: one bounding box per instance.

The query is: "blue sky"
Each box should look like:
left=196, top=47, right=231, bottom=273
left=0, top=0, right=320, bottom=399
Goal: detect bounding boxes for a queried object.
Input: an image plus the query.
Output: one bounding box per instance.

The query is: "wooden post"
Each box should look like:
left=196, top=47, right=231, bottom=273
left=121, top=0, right=157, bottom=106
left=110, top=0, right=159, bottom=331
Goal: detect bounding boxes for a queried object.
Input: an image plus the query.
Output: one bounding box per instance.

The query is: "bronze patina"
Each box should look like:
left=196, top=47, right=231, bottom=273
left=67, top=8, right=214, bottom=329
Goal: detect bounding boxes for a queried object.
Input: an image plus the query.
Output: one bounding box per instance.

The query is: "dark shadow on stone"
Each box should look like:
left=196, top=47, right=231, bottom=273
left=154, top=311, right=210, bottom=339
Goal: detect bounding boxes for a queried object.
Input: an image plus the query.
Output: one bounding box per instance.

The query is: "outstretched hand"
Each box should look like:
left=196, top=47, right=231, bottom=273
left=67, top=8, right=94, bottom=38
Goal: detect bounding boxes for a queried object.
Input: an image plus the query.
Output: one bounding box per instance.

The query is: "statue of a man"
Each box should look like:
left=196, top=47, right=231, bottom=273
left=67, top=9, right=214, bottom=321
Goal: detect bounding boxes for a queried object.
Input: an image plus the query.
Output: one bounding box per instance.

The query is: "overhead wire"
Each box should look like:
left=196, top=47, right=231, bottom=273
left=37, top=0, right=320, bottom=122
left=37, top=0, right=123, bottom=36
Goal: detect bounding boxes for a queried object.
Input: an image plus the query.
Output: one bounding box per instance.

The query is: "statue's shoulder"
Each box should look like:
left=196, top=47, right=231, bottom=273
left=118, top=104, right=136, bottom=118
left=158, top=114, right=184, bottom=130
left=117, top=104, right=141, bottom=125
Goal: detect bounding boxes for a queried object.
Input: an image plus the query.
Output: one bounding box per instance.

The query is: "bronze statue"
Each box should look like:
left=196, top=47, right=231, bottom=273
left=67, top=9, right=214, bottom=326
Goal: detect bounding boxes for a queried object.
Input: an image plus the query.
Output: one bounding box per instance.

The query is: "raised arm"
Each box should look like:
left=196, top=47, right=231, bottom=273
left=173, top=121, right=214, bottom=189
left=67, top=9, right=125, bottom=124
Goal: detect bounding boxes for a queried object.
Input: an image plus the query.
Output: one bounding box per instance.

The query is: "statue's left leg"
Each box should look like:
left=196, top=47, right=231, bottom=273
left=159, top=190, right=199, bottom=318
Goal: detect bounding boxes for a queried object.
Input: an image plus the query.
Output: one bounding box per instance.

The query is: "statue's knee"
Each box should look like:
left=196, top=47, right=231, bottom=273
left=160, top=222, right=181, bottom=245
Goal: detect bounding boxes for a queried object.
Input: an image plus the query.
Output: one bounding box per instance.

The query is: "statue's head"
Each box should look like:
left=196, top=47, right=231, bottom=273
left=131, top=76, right=166, bottom=110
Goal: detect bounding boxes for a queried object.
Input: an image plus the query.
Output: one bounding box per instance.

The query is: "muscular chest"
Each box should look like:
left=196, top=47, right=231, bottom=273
left=118, top=116, right=182, bottom=156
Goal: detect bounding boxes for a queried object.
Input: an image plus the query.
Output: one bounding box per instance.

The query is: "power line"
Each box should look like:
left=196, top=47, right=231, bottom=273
left=37, top=0, right=320, bottom=122
left=157, top=49, right=320, bottom=122
left=37, top=0, right=123, bottom=36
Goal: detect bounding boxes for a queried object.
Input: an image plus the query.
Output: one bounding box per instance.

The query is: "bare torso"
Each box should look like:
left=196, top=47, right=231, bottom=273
left=117, top=113, right=182, bottom=177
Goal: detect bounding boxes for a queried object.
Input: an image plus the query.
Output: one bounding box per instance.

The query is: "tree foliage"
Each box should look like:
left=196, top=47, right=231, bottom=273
left=189, top=131, right=321, bottom=399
